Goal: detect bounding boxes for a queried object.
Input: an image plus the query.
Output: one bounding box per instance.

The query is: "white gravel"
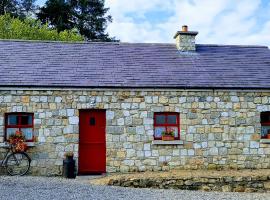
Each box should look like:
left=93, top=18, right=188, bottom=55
left=0, top=176, right=269, bottom=200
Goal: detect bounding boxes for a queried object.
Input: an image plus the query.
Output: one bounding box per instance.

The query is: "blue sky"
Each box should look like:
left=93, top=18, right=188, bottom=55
left=37, top=0, right=270, bottom=46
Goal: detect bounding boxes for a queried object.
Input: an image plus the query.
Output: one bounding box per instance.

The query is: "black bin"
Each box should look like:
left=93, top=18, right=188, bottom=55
left=63, top=156, right=76, bottom=179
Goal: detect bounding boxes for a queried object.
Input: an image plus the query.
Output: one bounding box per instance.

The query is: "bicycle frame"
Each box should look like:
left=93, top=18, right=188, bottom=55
left=1, top=144, right=18, bottom=167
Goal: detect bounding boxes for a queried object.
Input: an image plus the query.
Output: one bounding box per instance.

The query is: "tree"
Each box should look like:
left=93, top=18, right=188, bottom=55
left=37, top=0, right=73, bottom=32
left=37, top=0, right=113, bottom=41
left=0, top=14, right=83, bottom=41
left=21, top=0, right=37, bottom=14
left=71, top=0, right=112, bottom=41
left=0, top=0, right=18, bottom=16
left=0, top=0, right=37, bottom=18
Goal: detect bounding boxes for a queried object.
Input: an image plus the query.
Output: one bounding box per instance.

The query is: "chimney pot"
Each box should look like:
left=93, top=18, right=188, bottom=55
left=182, top=25, right=188, bottom=32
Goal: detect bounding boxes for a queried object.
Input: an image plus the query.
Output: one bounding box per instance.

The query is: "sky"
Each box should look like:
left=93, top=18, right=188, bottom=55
left=37, top=0, right=270, bottom=46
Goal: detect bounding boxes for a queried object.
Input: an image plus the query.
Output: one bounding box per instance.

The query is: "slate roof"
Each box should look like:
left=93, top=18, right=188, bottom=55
left=0, top=40, right=269, bottom=89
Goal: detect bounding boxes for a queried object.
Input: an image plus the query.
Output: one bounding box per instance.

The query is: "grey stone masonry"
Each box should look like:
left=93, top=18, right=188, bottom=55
left=0, top=89, right=270, bottom=176
left=174, top=26, right=198, bottom=51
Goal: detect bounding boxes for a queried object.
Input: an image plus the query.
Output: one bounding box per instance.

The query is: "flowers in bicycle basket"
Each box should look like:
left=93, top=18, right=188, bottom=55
left=8, top=130, right=27, bottom=152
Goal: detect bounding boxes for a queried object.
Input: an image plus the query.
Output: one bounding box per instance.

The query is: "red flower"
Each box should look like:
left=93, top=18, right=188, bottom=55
left=15, top=130, right=22, bottom=136
left=8, top=130, right=27, bottom=152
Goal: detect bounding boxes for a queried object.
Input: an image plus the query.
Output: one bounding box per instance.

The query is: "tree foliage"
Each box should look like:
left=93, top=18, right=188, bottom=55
left=0, top=0, right=18, bottom=16
left=0, top=0, right=37, bottom=18
left=21, top=0, right=37, bottom=13
left=37, top=0, right=72, bottom=32
left=37, top=0, right=113, bottom=41
left=0, top=14, right=83, bottom=41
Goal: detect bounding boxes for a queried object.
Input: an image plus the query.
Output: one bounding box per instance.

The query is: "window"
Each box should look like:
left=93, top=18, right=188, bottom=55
left=261, top=112, right=270, bottom=139
left=5, top=113, right=34, bottom=141
left=154, top=112, right=180, bottom=140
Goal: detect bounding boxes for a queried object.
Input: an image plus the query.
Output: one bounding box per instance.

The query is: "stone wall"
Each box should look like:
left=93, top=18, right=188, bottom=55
left=107, top=175, right=270, bottom=193
left=0, top=89, right=270, bottom=175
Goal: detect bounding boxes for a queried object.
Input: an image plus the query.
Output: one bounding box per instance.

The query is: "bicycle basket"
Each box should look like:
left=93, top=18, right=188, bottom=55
left=14, top=141, right=28, bottom=152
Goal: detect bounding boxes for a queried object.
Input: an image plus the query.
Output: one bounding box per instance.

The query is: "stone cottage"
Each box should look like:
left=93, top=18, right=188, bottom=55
left=0, top=26, right=270, bottom=175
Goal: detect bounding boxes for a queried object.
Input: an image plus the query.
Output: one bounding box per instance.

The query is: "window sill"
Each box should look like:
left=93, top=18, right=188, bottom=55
left=260, top=139, right=270, bottom=144
left=152, top=140, right=183, bottom=145
left=0, top=142, right=36, bottom=148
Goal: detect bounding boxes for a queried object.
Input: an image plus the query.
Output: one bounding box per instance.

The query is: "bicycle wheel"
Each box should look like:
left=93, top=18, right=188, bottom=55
left=5, top=152, right=31, bottom=176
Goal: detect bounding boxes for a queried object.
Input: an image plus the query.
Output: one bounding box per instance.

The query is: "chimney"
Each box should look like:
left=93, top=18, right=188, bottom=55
left=174, top=25, right=198, bottom=51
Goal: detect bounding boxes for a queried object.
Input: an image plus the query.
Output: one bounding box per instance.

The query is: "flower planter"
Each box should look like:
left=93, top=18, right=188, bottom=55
left=162, top=135, right=175, bottom=141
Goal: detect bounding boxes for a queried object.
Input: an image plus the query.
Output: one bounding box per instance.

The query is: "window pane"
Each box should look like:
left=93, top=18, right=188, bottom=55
left=89, top=117, right=95, bottom=125
left=168, top=126, right=178, bottom=137
left=21, top=128, right=33, bottom=140
left=168, top=115, right=177, bottom=124
left=156, top=115, right=165, bottom=124
left=6, top=128, right=19, bottom=139
left=21, top=115, right=32, bottom=125
left=154, top=127, right=165, bottom=138
left=261, top=112, right=270, bottom=123
left=261, top=126, right=270, bottom=138
left=8, top=115, right=19, bottom=125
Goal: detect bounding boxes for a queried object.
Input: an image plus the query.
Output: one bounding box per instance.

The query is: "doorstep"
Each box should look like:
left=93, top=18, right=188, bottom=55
left=76, top=174, right=107, bottom=183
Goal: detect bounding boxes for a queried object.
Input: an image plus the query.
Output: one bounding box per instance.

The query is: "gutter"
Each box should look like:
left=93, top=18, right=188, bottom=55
left=0, top=85, right=269, bottom=92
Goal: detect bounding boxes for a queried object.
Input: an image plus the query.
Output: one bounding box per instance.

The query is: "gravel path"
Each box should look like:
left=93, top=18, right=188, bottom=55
left=0, top=176, right=269, bottom=200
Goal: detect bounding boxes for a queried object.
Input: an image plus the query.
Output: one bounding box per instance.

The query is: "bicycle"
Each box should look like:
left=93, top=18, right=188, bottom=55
left=0, top=142, right=31, bottom=176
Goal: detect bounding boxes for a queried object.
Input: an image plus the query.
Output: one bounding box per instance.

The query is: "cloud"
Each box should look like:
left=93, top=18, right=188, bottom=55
left=106, top=0, right=172, bottom=42
left=105, top=0, right=270, bottom=47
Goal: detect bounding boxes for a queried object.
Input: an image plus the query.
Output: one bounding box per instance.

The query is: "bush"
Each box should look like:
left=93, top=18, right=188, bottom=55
left=0, top=14, right=84, bottom=42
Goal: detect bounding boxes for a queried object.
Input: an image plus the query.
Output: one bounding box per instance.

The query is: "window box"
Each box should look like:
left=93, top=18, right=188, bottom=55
left=162, top=135, right=175, bottom=141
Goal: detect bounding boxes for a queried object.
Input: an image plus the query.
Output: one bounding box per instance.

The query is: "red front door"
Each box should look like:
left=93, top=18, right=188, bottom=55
left=79, top=110, right=106, bottom=174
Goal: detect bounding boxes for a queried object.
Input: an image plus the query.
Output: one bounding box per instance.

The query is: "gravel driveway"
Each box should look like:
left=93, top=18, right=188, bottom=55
left=0, top=176, right=269, bottom=200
